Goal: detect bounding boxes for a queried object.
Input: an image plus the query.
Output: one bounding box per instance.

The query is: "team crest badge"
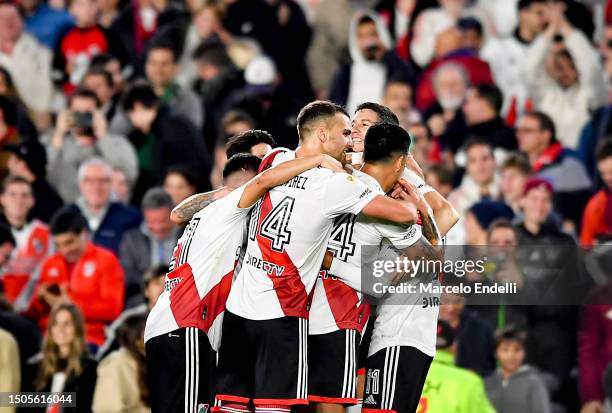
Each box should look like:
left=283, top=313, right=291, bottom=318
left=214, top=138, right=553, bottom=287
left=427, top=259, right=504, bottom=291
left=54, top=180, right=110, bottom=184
left=84, top=262, right=96, bottom=277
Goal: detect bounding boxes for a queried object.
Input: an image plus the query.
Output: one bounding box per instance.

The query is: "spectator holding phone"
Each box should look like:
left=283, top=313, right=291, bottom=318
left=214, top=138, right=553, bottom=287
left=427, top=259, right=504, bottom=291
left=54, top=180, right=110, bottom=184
left=24, top=207, right=125, bottom=347
left=47, top=88, right=138, bottom=203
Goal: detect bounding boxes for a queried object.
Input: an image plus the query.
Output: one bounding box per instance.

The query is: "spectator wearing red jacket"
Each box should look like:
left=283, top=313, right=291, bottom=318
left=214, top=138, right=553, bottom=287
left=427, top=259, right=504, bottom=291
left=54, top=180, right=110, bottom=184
left=581, top=139, right=612, bottom=246
left=24, top=207, right=124, bottom=346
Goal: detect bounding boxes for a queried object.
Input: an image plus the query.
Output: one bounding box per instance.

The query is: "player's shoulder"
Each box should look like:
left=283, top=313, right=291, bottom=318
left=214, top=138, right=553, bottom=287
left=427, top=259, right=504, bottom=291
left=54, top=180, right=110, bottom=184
left=352, top=169, right=384, bottom=193
left=259, top=147, right=294, bottom=172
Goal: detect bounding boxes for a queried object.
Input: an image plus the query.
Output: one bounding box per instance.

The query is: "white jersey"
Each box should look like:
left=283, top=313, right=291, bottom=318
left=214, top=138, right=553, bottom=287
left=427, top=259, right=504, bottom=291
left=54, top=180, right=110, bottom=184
left=308, top=167, right=436, bottom=336
left=325, top=169, right=440, bottom=357
left=145, top=185, right=250, bottom=349
left=226, top=150, right=378, bottom=321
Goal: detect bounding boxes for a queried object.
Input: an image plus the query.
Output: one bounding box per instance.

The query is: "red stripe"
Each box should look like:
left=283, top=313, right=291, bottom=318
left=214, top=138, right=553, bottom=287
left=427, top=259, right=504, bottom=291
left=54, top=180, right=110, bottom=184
left=321, top=273, right=371, bottom=333
left=308, top=395, right=358, bottom=405
left=253, top=398, right=308, bottom=406
left=256, top=193, right=308, bottom=318
left=216, top=395, right=251, bottom=403
left=357, top=367, right=366, bottom=376
left=199, top=269, right=234, bottom=332
left=258, top=149, right=287, bottom=173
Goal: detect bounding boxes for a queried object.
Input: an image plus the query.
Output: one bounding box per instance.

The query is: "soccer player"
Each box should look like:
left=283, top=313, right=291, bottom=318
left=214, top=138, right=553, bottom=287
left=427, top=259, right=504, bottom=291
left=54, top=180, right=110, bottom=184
left=214, top=101, right=420, bottom=413
left=324, top=123, right=443, bottom=413
left=144, top=150, right=345, bottom=413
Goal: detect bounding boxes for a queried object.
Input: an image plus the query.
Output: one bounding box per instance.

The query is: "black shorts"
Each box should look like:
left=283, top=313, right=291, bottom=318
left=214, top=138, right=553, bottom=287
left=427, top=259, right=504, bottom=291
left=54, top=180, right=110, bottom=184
left=362, top=346, right=432, bottom=413
left=146, top=327, right=217, bottom=413
left=308, top=329, right=359, bottom=405
left=215, top=311, right=308, bottom=406
left=358, top=310, right=376, bottom=376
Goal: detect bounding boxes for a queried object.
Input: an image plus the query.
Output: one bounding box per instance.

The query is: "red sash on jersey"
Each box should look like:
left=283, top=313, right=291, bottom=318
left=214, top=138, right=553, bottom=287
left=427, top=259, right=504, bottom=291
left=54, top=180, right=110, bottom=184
left=319, top=270, right=371, bottom=334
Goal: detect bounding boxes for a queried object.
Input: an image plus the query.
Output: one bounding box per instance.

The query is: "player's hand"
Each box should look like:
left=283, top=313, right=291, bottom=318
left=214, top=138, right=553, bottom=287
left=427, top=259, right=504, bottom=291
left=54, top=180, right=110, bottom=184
left=318, top=154, right=344, bottom=172
left=405, top=153, right=424, bottom=179
left=396, top=179, right=429, bottom=213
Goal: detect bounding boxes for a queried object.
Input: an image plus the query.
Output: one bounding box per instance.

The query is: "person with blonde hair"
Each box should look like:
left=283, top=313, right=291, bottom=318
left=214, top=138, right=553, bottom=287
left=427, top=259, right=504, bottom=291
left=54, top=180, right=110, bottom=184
left=34, top=302, right=97, bottom=413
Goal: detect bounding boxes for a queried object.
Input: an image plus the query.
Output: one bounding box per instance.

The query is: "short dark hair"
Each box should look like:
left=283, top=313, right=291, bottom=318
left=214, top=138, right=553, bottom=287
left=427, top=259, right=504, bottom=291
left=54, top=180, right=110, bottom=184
left=296, top=101, right=348, bottom=141
left=501, top=152, right=532, bottom=175
left=89, top=53, right=118, bottom=69
left=226, top=130, right=276, bottom=158
left=596, top=139, right=612, bottom=162
left=147, top=42, right=178, bottom=63
left=355, top=102, right=399, bottom=126
left=523, top=111, right=557, bottom=145
left=464, top=137, right=494, bottom=156
left=1, top=175, right=32, bottom=194
left=50, top=207, right=89, bottom=235
left=192, top=40, right=232, bottom=68
left=486, top=218, right=517, bottom=240
left=223, top=153, right=261, bottom=179
left=457, top=16, right=483, bottom=36
left=495, top=325, right=527, bottom=349
left=0, top=96, right=17, bottom=127
left=68, top=88, right=101, bottom=109
left=426, top=164, right=453, bottom=187
left=518, top=0, right=546, bottom=10
left=357, top=14, right=375, bottom=26
left=83, top=67, right=114, bottom=88
left=0, top=223, right=15, bottom=248
left=473, top=84, right=503, bottom=115
left=164, top=165, right=199, bottom=188
left=121, top=81, right=159, bottom=111
left=142, top=264, right=168, bottom=288
left=364, top=123, right=411, bottom=163
left=141, top=187, right=174, bottom=211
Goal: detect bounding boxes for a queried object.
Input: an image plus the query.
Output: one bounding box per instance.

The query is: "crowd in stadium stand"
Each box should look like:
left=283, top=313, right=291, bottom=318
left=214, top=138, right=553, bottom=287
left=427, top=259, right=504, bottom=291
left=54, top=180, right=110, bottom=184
left=0, top=0, right=612, bottom=412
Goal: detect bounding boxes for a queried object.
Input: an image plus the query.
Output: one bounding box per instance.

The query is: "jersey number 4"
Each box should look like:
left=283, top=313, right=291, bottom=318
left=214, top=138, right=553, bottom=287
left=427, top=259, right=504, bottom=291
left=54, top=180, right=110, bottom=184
left=328, top=214, right=356, bottom=261
left=251, top=196, right=295, bottom=252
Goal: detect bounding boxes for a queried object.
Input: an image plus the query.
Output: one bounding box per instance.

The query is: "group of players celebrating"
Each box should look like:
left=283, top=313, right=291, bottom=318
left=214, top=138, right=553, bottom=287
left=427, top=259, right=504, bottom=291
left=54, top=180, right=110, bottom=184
left=143, top=100, right=460, bottom=413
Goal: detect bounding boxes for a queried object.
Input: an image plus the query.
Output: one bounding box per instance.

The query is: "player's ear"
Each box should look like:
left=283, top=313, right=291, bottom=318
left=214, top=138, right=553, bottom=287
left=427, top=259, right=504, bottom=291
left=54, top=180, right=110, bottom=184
left=394, top=155, right=406, bottom=172
left=316, top=126, right=328, bottom=143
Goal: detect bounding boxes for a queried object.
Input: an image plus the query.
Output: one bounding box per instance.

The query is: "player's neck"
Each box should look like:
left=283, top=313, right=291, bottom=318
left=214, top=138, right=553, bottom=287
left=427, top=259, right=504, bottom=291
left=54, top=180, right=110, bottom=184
left=361, top=163, right=395, bottom=192
left=295, top=145, right=324, bottom=159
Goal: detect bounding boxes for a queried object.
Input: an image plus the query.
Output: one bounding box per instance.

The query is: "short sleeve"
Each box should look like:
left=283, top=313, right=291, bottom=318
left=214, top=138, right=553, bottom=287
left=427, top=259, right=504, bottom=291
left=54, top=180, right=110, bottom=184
left=375, top=221, right=421, bottom=249
left=402, top=169, right=434, bottom=195
left=322, top=173, right=378, bottom=218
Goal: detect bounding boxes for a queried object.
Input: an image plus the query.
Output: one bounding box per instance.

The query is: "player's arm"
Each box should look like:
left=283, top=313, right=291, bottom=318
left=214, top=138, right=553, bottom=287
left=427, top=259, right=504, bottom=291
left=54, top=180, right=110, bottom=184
left=360, top=195, right=418, bottom=226
left=170, top=188, right=227, bottom=225
left=424, top=190, right=460, bottom=237
left=238, top=154, right=344, bottom=208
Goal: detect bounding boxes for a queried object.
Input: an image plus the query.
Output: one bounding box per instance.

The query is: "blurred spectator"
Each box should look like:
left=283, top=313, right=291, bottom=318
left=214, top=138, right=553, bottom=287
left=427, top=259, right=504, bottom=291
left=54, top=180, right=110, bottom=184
left=72, top=158, right=141, bottom=254
left=581, top=140, right=612, bottom=246
left=0, top=327, right=19, bottom=411
left=425, top=164, right=454, bottom=198
left=145, top=43, right=203, bottom=129
left=89, top=53, right=125, bottom=94
left=329, top=11, right=413, bottom=115
left=0, top=176, right=52, bottom=311
left=110, top=0, right=186, bottom=62
left=82, top=68, right=119, bottom=122
left=418, top=319, right=496, bottom=413
left=5, top=140, right=64, bottom=223
left=121, top=81, right=211, bottom=203
left=375, top=0, right=438, bottom=63
left=120, top=187, right=178, bottom=307
left=0, top=65, right=38, bottom=140
left=92, top=313, right=150, bottom=413
left=480, top=0, right=547, bottom=117
left=97, top=0, right=120, bottom=27
left=523, top=4, right=606, bottom=148
left=176, top=0, right=229, bottom=89
left=438, top=292, right=496, bottom=376
left=448, top=139, right=499, bottom=215
left=516, top=111, right=591, bottom=227
left=415, top=25, right=494, bottom=114
left=462, top=83, right=518, bottom=153
left=0, top=96, right=26, bottom=181
left=457, top=16, right=485, bottom=54
left=0, top=0, right=54, bottom=117
left=464, top=200, right=514, bottom=246
left=500, top=152, right=532, bottom=215
left=410, top=0, right=485, bottom=68
left=48, top=88, right=139, bottom=203
left=423, top=62, right=469, bottom=154
left=33, top=303, right=97, bottom=412
left=111, top=168, right=131, bottom=205
left=307, top=0, right=374, bottom=98
left=192, top=40, right=244, bottom=150
left=51, top=0, right=126, bottom=94
left=485, top=326, right=551, bottom=413
left=224, top=55, right=302, bottom=149
left=382, top=78, right=420, bottom=129
left=25, top=208, right=125, bottom=347
left=163, top=165, right=197, bottom=206
left=96, top=264, right=165, bottom=359
left=18, top=0, right=74, bottom=49
left=211, top=110, right=255, bottom=189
